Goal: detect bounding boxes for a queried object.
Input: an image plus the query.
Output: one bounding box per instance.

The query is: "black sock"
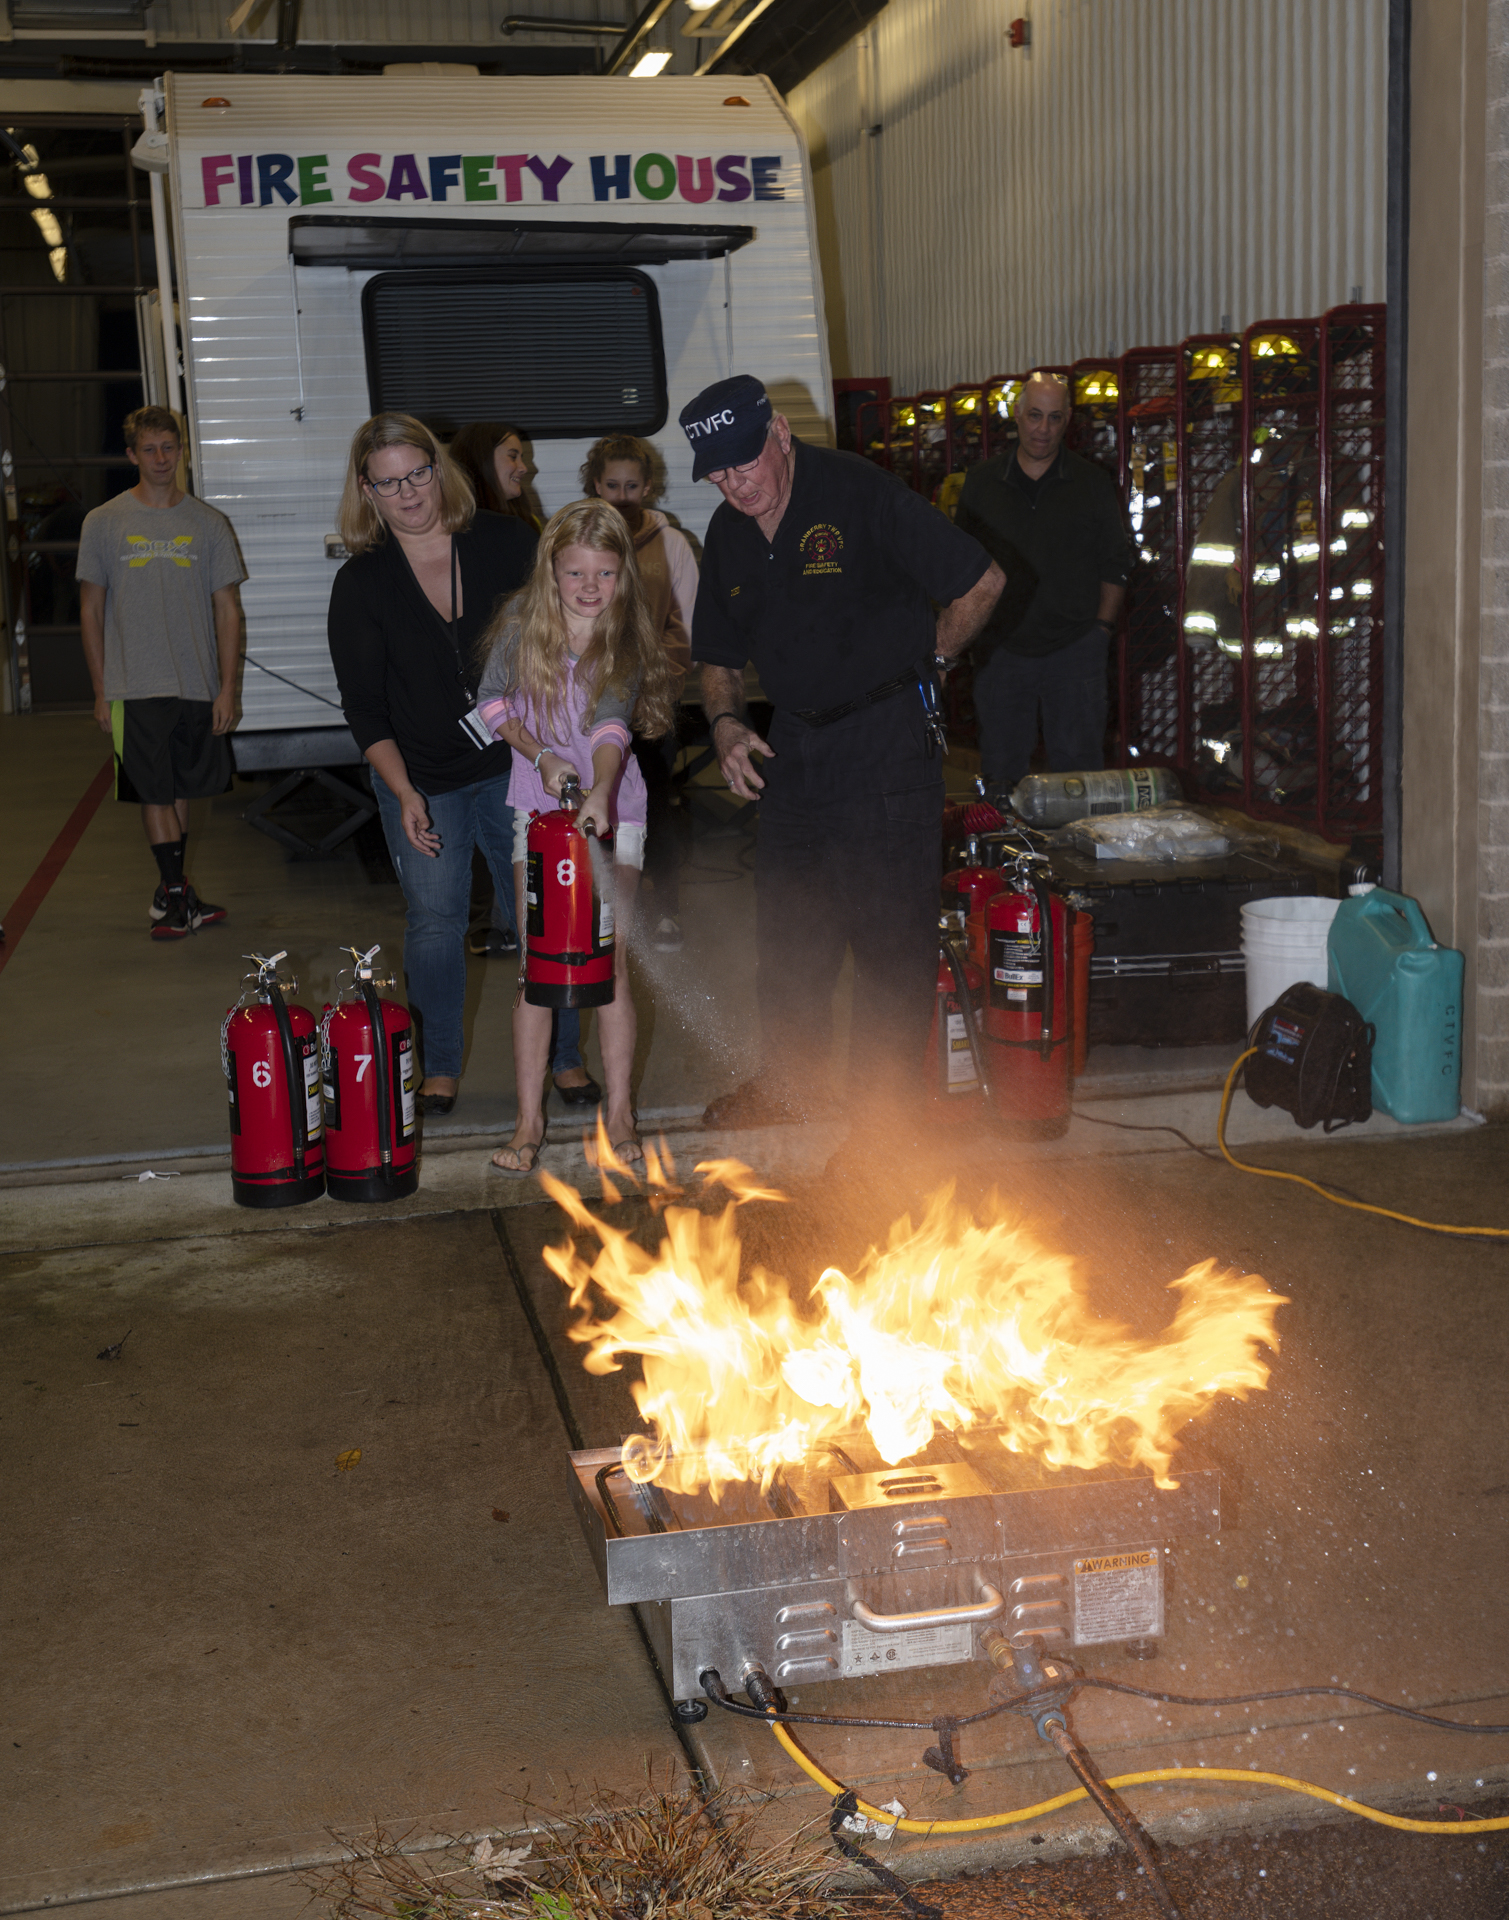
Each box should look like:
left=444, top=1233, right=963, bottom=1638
left=152, top=840, right=185, bottom=890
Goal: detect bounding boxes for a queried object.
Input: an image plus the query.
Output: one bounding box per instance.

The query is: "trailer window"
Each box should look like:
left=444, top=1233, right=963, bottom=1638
left=361, top=269, right=666, bottom=438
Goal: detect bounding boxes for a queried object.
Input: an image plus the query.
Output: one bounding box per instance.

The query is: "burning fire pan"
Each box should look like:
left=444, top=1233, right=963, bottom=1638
left=569, top=1433, right=1218, bottom=1703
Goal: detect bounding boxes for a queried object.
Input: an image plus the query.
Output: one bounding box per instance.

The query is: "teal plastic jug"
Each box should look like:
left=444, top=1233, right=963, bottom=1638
left=1326, top=889, right=1463, bottom=1123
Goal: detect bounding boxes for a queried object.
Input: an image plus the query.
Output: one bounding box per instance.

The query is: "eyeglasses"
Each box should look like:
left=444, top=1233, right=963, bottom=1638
left=705, top=452, right=766, bottom=484
left=366, top=464, right=435, bottom=497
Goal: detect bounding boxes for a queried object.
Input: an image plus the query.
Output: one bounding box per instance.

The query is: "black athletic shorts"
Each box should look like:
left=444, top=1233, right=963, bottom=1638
left=112, top=697, right=232, bottom=806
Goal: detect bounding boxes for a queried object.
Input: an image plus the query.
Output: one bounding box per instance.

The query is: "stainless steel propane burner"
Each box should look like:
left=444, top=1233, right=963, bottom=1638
left=567, top=1429, right=1218, bottom=1703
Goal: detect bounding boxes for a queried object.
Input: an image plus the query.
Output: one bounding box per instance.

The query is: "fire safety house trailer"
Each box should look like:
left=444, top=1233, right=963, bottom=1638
left=154, top=72, right=831, bottom=774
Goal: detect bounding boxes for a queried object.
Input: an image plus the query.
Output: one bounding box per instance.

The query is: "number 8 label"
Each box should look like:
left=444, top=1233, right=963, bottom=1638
left=556, top=857, right=576, bottom=888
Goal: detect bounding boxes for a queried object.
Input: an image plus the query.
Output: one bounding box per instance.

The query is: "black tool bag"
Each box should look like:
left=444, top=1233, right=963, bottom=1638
left=1245, top=982, right=1376, bottom=1132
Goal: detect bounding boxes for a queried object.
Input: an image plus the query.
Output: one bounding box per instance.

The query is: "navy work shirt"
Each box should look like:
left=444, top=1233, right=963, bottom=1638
left=691, top=437, right=991, bottom=714
left=955, top=447, right=1134, bottom=660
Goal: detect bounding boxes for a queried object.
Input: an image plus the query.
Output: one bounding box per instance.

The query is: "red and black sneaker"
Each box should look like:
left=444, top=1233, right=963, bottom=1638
left=184, top=885, right=227, bottom=927
left=150, top=886, right=193, bottom=941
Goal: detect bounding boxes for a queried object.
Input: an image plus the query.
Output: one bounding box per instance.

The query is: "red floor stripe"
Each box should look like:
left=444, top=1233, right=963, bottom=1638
left=0, top=758, right=114, bottom=976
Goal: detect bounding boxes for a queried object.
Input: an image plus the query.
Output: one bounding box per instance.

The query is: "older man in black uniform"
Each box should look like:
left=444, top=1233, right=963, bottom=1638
left=683, top=376, right=1004, bottom=1129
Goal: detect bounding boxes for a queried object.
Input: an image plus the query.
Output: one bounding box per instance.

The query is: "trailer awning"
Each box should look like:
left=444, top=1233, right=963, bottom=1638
left=289, top=215, right=756, bottom=269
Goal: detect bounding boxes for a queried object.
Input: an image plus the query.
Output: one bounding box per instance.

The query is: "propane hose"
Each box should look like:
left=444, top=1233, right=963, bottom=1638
left=764, top=1716, right=1509, bottom=1837
left=1217, top=1049, right=1509, bottom=1239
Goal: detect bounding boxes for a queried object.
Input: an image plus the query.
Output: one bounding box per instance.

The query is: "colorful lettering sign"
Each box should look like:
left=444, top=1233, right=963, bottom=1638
left=194, top=149, right=788, bottom=210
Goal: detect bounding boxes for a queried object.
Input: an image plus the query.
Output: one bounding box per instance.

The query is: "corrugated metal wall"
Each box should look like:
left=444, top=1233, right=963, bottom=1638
left=789, top=0, right=1388, bottom=391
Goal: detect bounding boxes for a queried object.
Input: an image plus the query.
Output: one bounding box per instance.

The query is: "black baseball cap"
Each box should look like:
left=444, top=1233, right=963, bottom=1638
left=678, top=375, right=772, bottom=481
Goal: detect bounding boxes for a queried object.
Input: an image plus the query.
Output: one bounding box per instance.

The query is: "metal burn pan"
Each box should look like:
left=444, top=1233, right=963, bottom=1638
left=567, top=1441, right=1219, bottom=1701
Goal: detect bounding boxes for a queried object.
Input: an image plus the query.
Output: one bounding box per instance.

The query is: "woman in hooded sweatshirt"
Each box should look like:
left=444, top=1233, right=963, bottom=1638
left=580, top=435, right=696, bottom=953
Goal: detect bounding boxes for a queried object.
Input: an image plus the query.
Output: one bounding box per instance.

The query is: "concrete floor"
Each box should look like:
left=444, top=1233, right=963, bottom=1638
left=3, top=713, right=1508, bottom=1916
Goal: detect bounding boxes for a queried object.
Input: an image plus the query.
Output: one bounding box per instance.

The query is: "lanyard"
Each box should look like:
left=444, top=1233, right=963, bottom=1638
left=447, top=535, right=474, bottom=708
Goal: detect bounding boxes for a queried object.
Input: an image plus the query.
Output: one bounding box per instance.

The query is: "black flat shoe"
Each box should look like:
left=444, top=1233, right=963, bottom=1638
left=417, top=1090, right=457, bottom=1115
left=555, top=1074, right=602, bottom=1108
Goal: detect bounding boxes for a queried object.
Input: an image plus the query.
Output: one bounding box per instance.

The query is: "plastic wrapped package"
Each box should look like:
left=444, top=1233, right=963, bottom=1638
left=1050, top=804, right=1233, bottom=863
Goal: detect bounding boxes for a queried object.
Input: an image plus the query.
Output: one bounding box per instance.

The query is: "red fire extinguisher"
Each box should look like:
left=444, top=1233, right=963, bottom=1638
left=982, top=857, right=1073, bottom=1137
left=524, top=774, right=616, bottom=1008
left=928, top=915, right=990, bottom=1111
left=943, top=836, right=1012, bottom=968
left=222, top=950, right=326, bottom=1208
left=320, top=944, right=418, bottom=1203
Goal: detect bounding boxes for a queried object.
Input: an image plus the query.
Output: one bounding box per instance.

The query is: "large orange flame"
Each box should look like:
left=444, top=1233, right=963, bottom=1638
left=540, top=1147, right=1285, bottom=1503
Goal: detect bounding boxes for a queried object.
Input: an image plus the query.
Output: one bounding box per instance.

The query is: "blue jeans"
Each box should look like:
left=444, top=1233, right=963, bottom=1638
left=374, top=772, right=581, bottom=1080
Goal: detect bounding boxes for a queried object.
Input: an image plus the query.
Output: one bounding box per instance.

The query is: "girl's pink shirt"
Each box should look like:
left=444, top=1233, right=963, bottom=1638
left=478, top=652, right=646, bottom=826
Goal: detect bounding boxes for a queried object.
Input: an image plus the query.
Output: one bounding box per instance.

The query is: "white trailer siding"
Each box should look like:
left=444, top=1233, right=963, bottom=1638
left=163, top=74, right=831, bottom=735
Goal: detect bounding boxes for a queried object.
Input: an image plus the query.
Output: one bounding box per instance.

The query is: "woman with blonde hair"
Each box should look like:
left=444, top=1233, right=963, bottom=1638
left=476, top=498, right=675, bottom=1172
left=327, top=411, right=536, bottom=1113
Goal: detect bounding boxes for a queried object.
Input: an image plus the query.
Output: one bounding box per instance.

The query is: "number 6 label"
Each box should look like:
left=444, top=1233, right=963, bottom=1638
left=252, top=1061, right=273, bottom=1088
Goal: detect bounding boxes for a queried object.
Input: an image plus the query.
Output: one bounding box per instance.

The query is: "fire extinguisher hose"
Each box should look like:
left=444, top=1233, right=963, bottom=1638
left=764, top=1716, right=1509, bottom=1836
left=1218, top=1049, right=1509, bottom=1238
left=1031, top=872, right=1055, bottom=1061
left=941, top=937, right=993, bottom=1102
left=359, top=976, right=395, bottom=1173
left=267, top=984, right=308, bottom=1184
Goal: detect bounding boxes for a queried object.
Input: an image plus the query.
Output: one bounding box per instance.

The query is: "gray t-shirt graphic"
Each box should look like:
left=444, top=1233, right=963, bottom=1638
left=76, top=489, right=246, bottom=700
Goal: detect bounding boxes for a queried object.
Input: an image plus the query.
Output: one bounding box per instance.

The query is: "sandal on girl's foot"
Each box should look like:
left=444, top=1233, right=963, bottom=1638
left=490, top=1124, right=548, bottom=1176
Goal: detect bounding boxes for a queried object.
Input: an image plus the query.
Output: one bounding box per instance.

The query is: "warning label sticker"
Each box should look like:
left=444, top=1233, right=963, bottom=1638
left=1073, top=1549, right=1162, bottom=1645
left=840, top=1619, right=973, bottom=1679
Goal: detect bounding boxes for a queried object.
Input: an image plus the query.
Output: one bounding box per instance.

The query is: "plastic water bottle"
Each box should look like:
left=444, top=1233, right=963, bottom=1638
left=1010, top=767, right=1181, bottom=827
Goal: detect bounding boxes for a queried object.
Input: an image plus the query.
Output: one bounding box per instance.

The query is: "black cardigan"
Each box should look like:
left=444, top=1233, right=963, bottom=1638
left=327, top=511, right=537, bottom=795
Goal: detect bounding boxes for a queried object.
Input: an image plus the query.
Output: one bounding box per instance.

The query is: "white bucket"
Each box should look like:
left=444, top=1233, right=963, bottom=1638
left=1241, top=895, right=1341, bottom=1032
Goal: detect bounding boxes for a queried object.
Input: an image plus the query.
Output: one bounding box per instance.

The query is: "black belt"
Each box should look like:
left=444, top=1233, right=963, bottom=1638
left=791, top=669, right=917, bottom=728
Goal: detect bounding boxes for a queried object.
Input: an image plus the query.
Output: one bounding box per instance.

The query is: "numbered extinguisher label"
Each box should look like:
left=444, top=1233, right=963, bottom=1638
left=990, top=925, right=1044, bottom=1012
left=252, top=1059, right=274, bottom=1088
left=393, top=1030, right=416, bottom=1140
left=322, top=1041, right=342, bottom=1132
left=301, top=1035, right=323, bottom=1139
left=555, top=855, right=576, bottom=888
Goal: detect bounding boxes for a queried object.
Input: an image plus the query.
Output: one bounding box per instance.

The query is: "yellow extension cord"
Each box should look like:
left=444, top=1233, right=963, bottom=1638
left=1217, top=1047, right=1509, bottom=1238
left=768, top=1717, right=1509, bottom=1837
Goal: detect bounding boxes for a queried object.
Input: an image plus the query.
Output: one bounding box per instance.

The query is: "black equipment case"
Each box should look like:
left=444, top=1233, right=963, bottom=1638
left=1046, top=845, right=1331, bottom=1048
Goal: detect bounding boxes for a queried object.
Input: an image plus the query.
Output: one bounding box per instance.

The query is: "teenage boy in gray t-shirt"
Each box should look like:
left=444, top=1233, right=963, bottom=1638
left=78, top=407, right=246, bottom=940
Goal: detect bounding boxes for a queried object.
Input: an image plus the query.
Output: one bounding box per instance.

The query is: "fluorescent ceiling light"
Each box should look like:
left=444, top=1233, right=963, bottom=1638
left=629, top=48, right=673, bottom=76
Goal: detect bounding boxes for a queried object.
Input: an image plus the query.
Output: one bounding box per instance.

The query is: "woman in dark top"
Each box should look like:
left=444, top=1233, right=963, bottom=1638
left=327, top=412, right=536, bottom=1114
left=449, top=420, right=540, bottom=530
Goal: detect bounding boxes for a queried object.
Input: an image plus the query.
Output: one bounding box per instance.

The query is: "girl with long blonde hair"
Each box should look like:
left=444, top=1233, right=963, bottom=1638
left=476, top=499, right=674, bottom=1172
